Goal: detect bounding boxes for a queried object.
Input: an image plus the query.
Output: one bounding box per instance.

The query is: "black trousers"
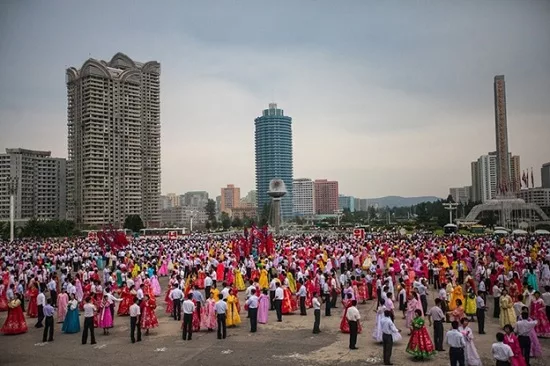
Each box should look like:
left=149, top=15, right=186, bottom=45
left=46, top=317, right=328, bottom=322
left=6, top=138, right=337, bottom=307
left=249, top=307, right=258, bottom=332
left=313, top=309, right=320, bottom=333
left=428, top=269, right=433, bottom=284
left=476, top=309, right=485, bottom=333
left=433, top=320, right=444, bottom=351
left=182, top=313, right=193, bottom=340
left=217, top=314, right=227, bottom=339
left=274, top=299, right=283, bottom=321
left=36, top=305, right=44, bottom=327
left=50, top=290, right=57, bottom=307
left=493, top=297, right=500, bottom=318
left=82, top=317, right=96, bottom=344
left=495, top=361, right=511, bottom=366
left=546, top=305, right=550, bottom=323
left=270, top=291, right=275, bottom=310
left=458, top=270, right=464, bottom=284
left=300, top=296, right=307, bottom=315
left=433, top=276, right=440, bottom=290
left=377, top=288, right=382, bottom=306
left=43, top=316, right=54, bottom=342
left=367, top=283, right=373, bottom=299
left=330, top=289, right=338, bottom=308
left=348, top=320, right=358, bottom=349
left=382, top=333, right=393, bottom=365
left=130, top=316, right=141, bottom=343
left=173, top=299, right=181, bottom=320
left=518, top=335, right=531, bottom=366
left=449, top=347, right=465, bottom=366
left=324, top=294, right=331, bottom=316
left=205, top=286, right=211, bottom=300
left=420, top=294, right=428, bottom=314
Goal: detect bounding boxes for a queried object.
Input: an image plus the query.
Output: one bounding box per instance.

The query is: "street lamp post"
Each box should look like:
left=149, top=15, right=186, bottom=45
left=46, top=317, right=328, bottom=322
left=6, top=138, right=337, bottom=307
left=7, top=177, right=17, bottom=242
left=189, top=210, right=197, bottom=233
left=335, top=209, right=343, bottom=226
left=442, top=202, right=459, bottom=225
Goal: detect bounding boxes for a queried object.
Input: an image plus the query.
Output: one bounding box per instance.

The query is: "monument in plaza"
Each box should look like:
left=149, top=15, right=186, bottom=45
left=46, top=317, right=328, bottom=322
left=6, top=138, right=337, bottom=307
left=267, top=178, right=287, bottom=234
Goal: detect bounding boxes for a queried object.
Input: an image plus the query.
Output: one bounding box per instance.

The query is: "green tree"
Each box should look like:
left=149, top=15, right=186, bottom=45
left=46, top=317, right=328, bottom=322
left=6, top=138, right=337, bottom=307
left=232, top=216, right=243, bottom=228
left=205, top=199, right=217, bottom=222
left=220, top=212, right=231, bottom=230
left=260, top=202, right=271, bottom=227
left=211, top=219, right=219, bottom=230
left=368, top=206, right=377, bottom=222
left=123, top=215, right=145, bottom=233
left=205, top=221, right=211, bottom=231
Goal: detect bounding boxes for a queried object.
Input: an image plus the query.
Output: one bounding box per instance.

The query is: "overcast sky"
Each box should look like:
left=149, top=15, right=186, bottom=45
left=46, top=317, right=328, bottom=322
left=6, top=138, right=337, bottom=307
left=1, top=1, right=549, bottom=199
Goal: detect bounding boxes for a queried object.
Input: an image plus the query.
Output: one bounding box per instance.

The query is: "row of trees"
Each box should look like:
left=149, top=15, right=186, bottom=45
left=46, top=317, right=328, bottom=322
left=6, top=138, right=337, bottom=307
left=0, top=219, right=81, bottom=240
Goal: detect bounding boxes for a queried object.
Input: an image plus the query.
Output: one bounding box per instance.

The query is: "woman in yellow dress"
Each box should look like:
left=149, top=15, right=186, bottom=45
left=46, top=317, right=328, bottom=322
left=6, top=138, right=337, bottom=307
left=131, top=263, right=141, bottom=279
left=449, top=285, right=465, bottom=311
left=259, top=266, right=269, bottom=290
left=499, top=289, right=516, bottom=328
left=211, top=287, right=220, bottom=301
left=286, top=271, right=296, bottom=294
left=234, top=267, right=246, bottom=291
left=226, top=291, right=241, bottom=327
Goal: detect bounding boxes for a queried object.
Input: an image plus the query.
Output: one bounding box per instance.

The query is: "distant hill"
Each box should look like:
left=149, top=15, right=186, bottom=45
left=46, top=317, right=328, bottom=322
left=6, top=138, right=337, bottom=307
left=366, top=196, right=441, bottom=208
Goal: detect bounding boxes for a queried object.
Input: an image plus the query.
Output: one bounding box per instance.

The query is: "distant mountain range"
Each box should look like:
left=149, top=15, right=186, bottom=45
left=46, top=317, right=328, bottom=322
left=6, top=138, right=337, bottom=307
left=366, top=196, right=441, bottom=208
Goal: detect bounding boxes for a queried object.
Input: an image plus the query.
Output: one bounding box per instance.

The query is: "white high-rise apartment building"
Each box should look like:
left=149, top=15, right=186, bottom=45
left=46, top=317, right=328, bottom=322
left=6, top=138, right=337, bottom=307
left=66, top=53, right=161, bottom=228
left=0, top=149, right=66, bottom=221
left=292, top=178, right=315, bottom=216
left=471, top=153, right=497, bottom=203
left=449, top=186, right=471, bottom=204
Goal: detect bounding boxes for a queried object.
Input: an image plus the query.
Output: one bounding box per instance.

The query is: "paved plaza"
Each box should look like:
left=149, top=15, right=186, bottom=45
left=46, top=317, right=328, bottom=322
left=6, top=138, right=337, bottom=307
left=1, top=277, right=549, bottom=366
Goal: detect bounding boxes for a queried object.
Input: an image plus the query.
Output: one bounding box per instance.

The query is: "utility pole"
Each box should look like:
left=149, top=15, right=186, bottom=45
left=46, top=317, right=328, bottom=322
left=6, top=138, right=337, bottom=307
left=7, top=177, right=17, bottom=242
left=442, top=202, right=459, bottom=225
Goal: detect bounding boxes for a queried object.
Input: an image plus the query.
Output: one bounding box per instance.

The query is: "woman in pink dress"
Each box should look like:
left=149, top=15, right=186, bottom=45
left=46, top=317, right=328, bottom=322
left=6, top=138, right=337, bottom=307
left=26, top=284, right=38, bottom=318
left=56, top=289, right=69, bottom=323
left=158, top=257, right=169, bottom=277
left=98, top=295, right=113, bottom=334
left=201, top=293, right=217, bottom=331
left=530, top=291, right=550, bottom=337
left=150, top=273, right=161, bottom=297
left=258, top=289, right=270, bottom=324
left=503, top=324, right=527, bottom=366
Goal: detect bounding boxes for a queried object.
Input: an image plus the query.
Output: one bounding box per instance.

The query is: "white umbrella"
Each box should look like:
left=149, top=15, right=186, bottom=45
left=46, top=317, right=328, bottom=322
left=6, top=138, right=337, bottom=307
left=535, top=229, right=550, bottom=235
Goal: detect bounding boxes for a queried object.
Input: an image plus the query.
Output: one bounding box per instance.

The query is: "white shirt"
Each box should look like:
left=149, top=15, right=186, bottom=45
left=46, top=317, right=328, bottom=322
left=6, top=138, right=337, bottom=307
left=542, top=292, right=550, bottom=306
left=83, top=302, right=96, bottom=317
left=205, top=276, right=213, bottom=287
left=182, top=299, right=196, bottom=314
left=37, top=292, right=46, bottom=306
left=275, top=287, right=284, bottom=300
left=313, top=297, right=321, bottom=310
left=446, top=329, right=466, bottom=348
left=221, top=287, right=230, bottom=300
left=492, top=342, right=514, bottom=361
left=215, top=300, right=227, bottom=314
left=246, top=295, right=259, bottom=309
left=129, top=303, right=141, bottom=317
left=380, top=316, right=399, bottom=334
left=136, top=288, right=144, bottom=300
left=297, top=285, right=307, bottom=297
left=515, top=319, right=538, bottom=336
left=245, top=285, right=255, bottom=299
left=346, top=306, right=361, bottom=321
left=170, top=288, right=183, bottom=300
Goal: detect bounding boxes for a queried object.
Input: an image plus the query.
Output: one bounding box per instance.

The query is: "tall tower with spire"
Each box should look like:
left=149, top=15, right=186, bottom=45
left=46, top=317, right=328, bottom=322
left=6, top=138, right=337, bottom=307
left=494, top=75, right=510, bottom=195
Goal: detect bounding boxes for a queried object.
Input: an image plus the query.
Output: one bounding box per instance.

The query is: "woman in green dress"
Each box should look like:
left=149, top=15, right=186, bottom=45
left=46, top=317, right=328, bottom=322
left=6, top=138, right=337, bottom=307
left=406, top=309, right=437, bottom=360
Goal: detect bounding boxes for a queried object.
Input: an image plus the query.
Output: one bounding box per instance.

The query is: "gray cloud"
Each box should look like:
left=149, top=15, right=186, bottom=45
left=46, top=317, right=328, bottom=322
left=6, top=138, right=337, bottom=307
left=0, top=0, right=549, bottom=199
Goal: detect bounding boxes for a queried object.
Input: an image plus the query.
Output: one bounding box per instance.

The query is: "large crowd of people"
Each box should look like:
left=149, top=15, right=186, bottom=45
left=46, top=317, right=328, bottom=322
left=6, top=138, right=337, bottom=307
left=1, top=232, right=550, bottom=365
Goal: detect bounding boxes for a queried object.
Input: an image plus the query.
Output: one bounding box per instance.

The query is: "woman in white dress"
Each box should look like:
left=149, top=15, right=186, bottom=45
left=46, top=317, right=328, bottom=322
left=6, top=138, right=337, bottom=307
left=458, top=318, right=482, bottom=366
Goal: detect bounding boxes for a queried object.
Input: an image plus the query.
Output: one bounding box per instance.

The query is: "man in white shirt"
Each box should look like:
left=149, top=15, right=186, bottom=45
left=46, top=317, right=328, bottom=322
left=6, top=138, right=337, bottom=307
left=475, top=291, right=487, bottom=334
left=182, top=293, right=196, bottom=341
left=274, top=282, right=284, bottom=322
left=346, top=300, right=360, bottom=350
left=269, top=278, right=278, bottom=310
left=245, top=281, right=256, bottom=299
left=312, top=293, right=321, bottom=334
left=82, top=296, right=97, bottom=345
left=493, top=284, right=502, bottom=318
left=515, top=313, right=538, bottom=365
left=492, top=332, right=514, bottom=366
left=204, top=274, right=213, bottom=299
left=129, top=297, right=141, bottom=343
left=47, top=277, right=57, bottom=307
left=215, top=298, right=228, bottom=339
left=136, top=284, right=144, bottom=301
left=297, top=279, right=307, bottom=316
left=380, top=310, right=400, bottom=365
left=170, top=284, right=183, bottom=321
left=36, top=287, right=46, bottom=328
left=220, top=282, right=230, bottom=300
left=245, top=289, right=259, bottom=333
left=446, top=321, right=465, bottom=366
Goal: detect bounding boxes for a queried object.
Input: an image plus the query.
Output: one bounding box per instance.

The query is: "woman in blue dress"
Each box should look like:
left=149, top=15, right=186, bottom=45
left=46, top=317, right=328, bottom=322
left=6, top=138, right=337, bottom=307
left=526, top=267, right=539, bottom=292
left=62, top=294, right=81, bottom=334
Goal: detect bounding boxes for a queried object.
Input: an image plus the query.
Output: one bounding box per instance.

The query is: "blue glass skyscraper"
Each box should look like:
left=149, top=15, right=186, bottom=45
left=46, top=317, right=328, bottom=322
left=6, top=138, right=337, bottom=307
left=255, top=103, right=293, bottom=219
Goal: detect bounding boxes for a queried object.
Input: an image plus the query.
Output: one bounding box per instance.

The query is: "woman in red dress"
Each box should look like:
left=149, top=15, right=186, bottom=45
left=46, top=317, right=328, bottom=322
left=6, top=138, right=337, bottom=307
left=406, top=309, right=436, bottom=360
left=282, top=286, right=295, bottom=314
left=1, top=296, right=28, bottom=335
left=0, top=283, right=9, bottom=312
left=117, top=284, right=133, bottom=316
left=305, top=278, right=314, bottom=308
left=141, top=295, right=159, bottom=335
left=340, top=294, right=363, bottom=333
left=196, top=269, right=205, bottom=289
left=26, top=284, right=39, bottom=318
